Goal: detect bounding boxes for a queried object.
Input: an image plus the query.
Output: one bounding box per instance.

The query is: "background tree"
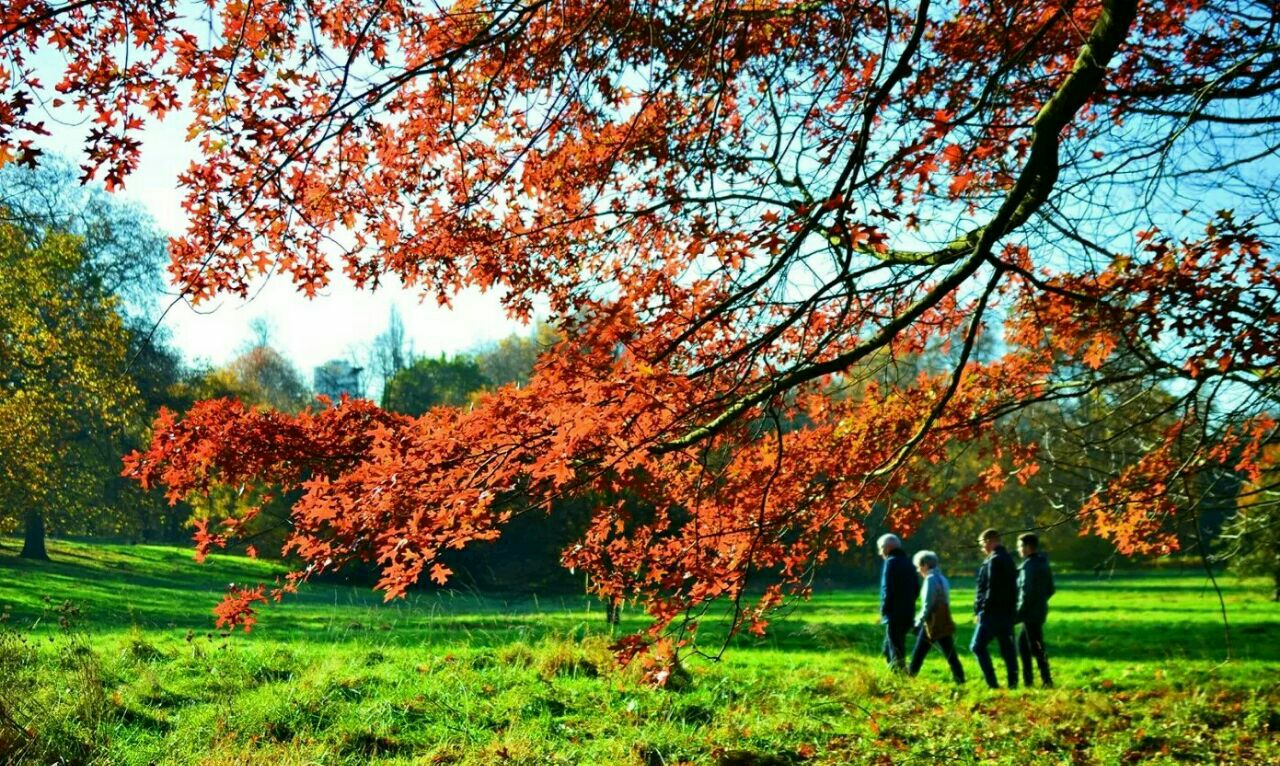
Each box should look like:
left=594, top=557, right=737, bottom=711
left=0, top=159, right=185, bottom=548
left=112, top=328, right=193, bottom=542
left=371, top=307, right=414, bottom=410
left=0, top=156, right=166, bottom=320
left=167, top=331, right=312, bottom=554
left=12, top=0, right=1280, bottom=669
left=473, top=323, right=560, bottom=389
left=0, top=220, right=139, bottom=558
left=892, top=382, right=1196, bottom=575
left=173, top=319, right=310, bottom=414
left=1220, top=447, right=1280, bottom=601
left=383, top=355, right=491, bottom=416
left=224, top=345, right=310, bottom=414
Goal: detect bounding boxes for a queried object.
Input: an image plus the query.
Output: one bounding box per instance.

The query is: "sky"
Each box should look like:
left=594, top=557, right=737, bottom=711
left=39, top=105, right=537, bottom=377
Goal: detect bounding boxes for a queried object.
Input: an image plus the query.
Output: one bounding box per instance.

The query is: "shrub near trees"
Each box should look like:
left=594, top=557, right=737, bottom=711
left=367, top=319, right=587, bottom=591
left=170, top=335, right=312, bottom=559
left=10, top=0, right=1280, bottom=674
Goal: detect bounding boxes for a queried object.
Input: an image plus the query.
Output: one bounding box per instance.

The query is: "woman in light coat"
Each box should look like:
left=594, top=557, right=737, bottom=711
left=906, top=550, right=966, bottom=683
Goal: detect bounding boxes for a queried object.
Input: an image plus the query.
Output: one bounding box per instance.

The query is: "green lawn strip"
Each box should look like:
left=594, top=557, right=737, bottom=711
left=1, top=540, right=1276, bottom=765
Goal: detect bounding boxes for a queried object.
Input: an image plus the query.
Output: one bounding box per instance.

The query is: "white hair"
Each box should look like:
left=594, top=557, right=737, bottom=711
left=913, top=550, right=940, bottom=570
left=877, top=533, right=902, bottom=551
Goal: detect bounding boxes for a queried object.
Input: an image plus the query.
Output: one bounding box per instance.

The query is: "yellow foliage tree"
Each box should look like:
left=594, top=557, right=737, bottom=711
left=0, top=220, right=138, bottom=558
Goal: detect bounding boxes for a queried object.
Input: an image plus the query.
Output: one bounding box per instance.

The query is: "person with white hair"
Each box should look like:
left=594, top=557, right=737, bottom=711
left=877, top=533, right=919, bottom=671
left=907, top=549, right=965, bottom=683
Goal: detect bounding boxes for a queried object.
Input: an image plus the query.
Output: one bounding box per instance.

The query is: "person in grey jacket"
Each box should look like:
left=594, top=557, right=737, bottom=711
left=1016, top=533, right=1056, bottom=687
left=906, top=550, right=965, bottom=683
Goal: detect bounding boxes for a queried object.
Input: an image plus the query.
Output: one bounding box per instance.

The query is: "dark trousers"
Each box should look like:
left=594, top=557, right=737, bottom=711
left=908, top=629, right=965, bottom=683
left=1018, top=621, right=1052, bottom=686
left=883, top=620, right=911, bottom=671
left=970, top=620, right=1017, bottom=689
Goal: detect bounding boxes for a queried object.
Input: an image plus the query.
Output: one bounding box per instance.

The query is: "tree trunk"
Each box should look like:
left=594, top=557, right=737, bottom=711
left=20, top=509, right=49, bottom=560
left=1272, top=564, right=1279, bottom=602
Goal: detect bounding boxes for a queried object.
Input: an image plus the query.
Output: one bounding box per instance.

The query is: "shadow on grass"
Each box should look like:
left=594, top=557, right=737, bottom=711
left=732, top=615, right=1269, bottom=663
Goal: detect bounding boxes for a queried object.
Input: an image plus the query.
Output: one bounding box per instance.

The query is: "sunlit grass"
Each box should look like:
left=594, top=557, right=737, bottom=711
left=1, top=540, right=1276, bottom=764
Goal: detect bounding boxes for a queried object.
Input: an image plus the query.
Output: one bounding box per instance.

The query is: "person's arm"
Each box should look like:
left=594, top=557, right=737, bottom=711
left=974, top=563, right=987, bottom=617
left=880, top=558, right=891, bottom=619
left=1045, top=559, right=1056, bottom=601
left=1017, top=564, right=1031, bottom=620
left=919, top=575, right=937, bottom=625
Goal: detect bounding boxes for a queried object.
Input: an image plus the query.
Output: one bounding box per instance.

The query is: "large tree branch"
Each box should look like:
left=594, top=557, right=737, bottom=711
left=656, top=0, right=1140, bottom=453
left=651, top=0, right=934, bottom=364
left=860, top=0, right=1140, bottom=265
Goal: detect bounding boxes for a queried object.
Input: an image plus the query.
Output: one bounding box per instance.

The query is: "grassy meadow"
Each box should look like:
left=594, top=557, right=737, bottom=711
left=0, top=540, right=1276, bottom=765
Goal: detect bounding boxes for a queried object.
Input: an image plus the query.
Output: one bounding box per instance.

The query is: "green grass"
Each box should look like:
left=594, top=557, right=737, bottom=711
left=1, top=540, right=1277, bottom=765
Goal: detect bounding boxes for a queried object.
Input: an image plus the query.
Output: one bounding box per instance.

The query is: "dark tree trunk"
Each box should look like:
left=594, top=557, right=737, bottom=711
left=20, top=509, right=49, bottom=560
left=1272, top=564, right=1279, bottom=602
left=165, top=508, right=183, bottom=543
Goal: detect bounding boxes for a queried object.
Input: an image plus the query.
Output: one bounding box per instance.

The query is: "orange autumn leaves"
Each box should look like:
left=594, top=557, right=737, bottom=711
left=126, top=309, right=1046, bottom=649
left=1008, top=213, right=1278, bottom=380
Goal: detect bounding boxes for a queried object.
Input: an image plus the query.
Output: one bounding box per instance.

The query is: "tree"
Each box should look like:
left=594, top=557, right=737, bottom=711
left=177, top=320, right=310, bottom=414
left=15, top=0, right=1280, bottom=671
left=371, top=307, right=413, bottom=409
left=0, top=220, right=138, bottom=558
left=179, top=347, right=309, bottom=414
left=0, top=158, right=183, bottom=551
left=1220, top=444, right=1280, bottom=601
left=474, top=323, right=560, bottom=389
left=158, top=342, right=312, bottom=558
left=896, top=377, right=1199, bottom=574
left=383, top=355, right=491, bottom=416
left=226, top=345, right=311, bottom=414
left=113, top=326, right=193, bottom=542
left=0, top=156, right=167, bottom=320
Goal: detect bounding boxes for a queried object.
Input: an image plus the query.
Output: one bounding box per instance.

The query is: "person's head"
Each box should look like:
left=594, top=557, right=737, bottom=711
left=912, top=550, right=939, bottom=577
left=978, top=528, right=1001, bottom=555
left=1017, top=533, right=1039, bottom=558
left=877, top=533, right=902, bottom=559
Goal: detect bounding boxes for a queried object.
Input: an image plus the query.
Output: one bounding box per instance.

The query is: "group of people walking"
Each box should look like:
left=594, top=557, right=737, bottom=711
left=878, top=528, right=1055, bottom=689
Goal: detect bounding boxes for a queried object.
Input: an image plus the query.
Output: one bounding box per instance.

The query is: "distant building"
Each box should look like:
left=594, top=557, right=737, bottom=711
left=313, top=360, right=364, bottom=401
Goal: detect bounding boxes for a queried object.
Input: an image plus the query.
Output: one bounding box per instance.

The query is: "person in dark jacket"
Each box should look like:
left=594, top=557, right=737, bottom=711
left=878, top=533, right=919, bottom=672
left=970, top=528, right=1018, bottom=688
left=1016, top=533, right=1056, bottom=687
